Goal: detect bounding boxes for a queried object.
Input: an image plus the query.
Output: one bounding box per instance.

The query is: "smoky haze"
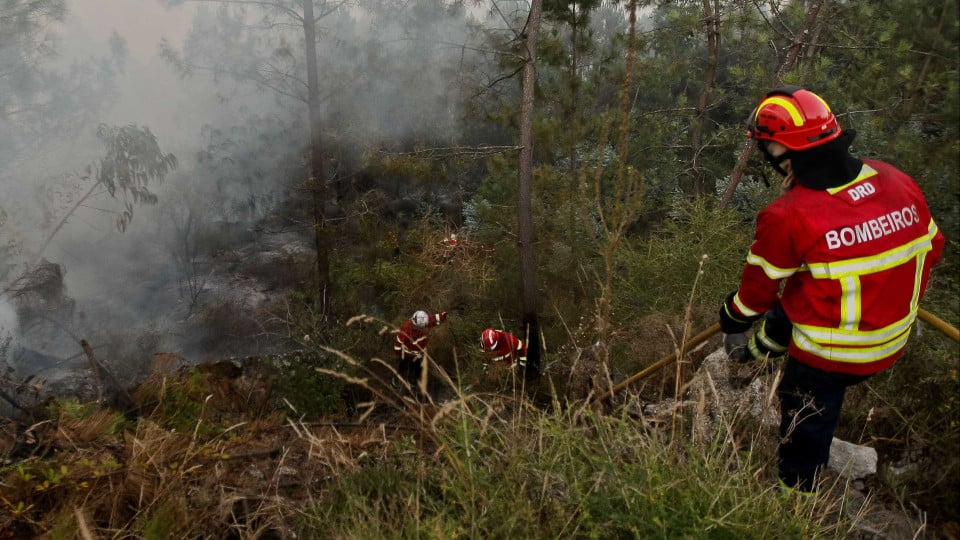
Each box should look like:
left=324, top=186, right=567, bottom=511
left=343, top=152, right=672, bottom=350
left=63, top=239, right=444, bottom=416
left=0, top=0, right=489, bottom=387
left=66, top=0, right=195, bottom=140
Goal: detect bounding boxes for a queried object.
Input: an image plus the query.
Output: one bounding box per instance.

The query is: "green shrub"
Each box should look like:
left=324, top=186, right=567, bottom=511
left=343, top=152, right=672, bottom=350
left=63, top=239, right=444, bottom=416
left=268, top=350, right=348, bottom=418
left=614, top=199, right=752, bottom=323
left=47, top=397, right=132, bottom=439
left=135, top=368, right=216, bottom=434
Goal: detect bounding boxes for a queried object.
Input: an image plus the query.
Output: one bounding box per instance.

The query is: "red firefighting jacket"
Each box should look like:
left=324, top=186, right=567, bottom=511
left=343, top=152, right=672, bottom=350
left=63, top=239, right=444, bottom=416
left=731, top=159, right=944, bottom=375
left=485, top=330, right=528, bottom=367
left=394, top=314, right=443, bottom=361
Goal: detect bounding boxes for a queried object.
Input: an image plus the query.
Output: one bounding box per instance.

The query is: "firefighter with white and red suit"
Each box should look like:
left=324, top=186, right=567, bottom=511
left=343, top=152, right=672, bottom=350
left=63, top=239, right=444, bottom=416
left=719, top=86, right=945, bottom=494
left=480, top=328, right=528, bottom=370
left=394, top=310, right=447, bottom=390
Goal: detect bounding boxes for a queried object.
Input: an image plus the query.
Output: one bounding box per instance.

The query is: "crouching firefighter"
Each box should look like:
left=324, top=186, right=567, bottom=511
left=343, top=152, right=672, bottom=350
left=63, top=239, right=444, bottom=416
left=720, top=85, right=944, bottom=494
left=480, top=328, right=529, bottom=372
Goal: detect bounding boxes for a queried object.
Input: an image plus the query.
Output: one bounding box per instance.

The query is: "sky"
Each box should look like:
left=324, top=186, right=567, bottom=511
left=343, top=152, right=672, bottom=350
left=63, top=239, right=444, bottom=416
left=69, top=0, right=194, bottom=60
left=64, top=0, right=200, bottom=143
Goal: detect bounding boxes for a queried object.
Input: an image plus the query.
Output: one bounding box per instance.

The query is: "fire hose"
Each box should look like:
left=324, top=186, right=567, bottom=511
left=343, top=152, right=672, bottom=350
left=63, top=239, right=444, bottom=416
left=597, top=307, right=959, bottom=404
left=918, top=307, right=960, bottom=343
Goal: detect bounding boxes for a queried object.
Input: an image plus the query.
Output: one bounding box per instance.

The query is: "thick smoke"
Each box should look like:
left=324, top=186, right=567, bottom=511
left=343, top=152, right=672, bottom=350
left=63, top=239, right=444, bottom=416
left=1, top=0, right=493, bottom=378
left=0, top=297, right=18, bottom=349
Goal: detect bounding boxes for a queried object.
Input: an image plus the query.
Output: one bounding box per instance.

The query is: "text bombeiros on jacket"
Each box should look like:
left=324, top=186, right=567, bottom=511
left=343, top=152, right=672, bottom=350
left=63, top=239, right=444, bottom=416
left=825, top=203, right=921, bottom=250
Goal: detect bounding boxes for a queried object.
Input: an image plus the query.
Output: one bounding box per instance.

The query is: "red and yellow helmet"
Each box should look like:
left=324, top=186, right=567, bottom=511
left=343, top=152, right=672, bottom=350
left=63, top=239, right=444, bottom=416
left=747, top=86, right=841, bottom=151
left=481, top=328, right=499, bottom=350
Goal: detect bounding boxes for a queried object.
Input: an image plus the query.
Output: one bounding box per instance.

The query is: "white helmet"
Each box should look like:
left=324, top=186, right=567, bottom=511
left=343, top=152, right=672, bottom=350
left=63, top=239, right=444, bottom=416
left=411, top=310, right=430, bottom=328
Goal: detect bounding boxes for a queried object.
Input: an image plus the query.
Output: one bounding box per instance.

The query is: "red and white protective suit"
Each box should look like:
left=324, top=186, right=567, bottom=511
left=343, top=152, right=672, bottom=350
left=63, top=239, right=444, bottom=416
left=394, top=312, right=445, bottom=361
left=482, top=329, right=528, bottom=367
left=729, top=159, right=944, bottom=375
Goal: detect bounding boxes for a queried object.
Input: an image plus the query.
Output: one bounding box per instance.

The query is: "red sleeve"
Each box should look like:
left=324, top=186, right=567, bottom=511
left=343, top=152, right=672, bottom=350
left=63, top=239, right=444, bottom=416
left=930, top=226, right=945, bottom=266
left=491, top=332, right=520, bottom=360
left=505, top=332, right=521, bottom=353
left=896, top=162, right=946, bottom=299
left=919, top=216, right=945, bottom=299
left=395, top=320, right=414, bottom=347
left=876, top=160, right=946, bottom=298
left=734, top=202, right=802, bottom=317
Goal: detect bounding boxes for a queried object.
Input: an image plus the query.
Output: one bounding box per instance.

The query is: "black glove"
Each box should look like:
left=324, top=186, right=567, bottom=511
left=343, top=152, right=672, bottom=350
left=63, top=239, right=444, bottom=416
left=719, top=291, right=759, bottom=334
left=726, top=332, right=764, bottom=388
left=745, top=305, right=791, bottom=362
left=728, top=326, right=789, bottom=367
left=723, top=333, right=749, bottom=362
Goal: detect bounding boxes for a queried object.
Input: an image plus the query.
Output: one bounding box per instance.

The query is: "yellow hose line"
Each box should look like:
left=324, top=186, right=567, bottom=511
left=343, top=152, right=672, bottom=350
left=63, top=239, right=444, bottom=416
left=597, top=323, right=721, bottom=404
left=918, top=307, right=960, bottom=344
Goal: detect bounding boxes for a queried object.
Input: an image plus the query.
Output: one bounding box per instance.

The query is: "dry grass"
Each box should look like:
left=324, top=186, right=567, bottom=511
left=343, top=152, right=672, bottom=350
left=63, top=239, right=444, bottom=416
left=0, top=363, right=406, bottom=538
left=0, top=301, right=947, bottom=538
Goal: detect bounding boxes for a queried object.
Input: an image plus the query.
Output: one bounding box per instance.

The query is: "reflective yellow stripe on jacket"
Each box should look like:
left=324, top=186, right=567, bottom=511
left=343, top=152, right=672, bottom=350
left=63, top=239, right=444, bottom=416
left=793, top=218, right=938, bottom=363
left=394, top=334, right=428, bottom=358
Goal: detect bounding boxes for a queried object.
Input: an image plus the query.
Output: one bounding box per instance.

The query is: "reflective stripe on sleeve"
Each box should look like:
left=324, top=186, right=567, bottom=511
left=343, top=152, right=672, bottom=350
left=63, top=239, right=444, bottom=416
left=745, top=252, right=801, bottom=280
left=733, top=293, right=762, bottom=318
left=757, top=324, right=788, bottom=353
left=909, top=251, right=927, bottom=312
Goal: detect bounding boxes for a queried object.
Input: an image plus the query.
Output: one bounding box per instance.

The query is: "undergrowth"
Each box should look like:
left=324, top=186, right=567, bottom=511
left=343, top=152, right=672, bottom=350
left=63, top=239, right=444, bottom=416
left=0, top=202, right=955, bottom=538
left=297, top=391, right=861, bottom=539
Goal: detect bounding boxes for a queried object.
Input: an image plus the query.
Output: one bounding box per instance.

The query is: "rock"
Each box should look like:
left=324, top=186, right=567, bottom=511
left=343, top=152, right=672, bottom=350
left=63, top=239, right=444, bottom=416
left=828, top=437, right=877, bottom=479
left=246, top=466, right=265, bottom=481
left=683, top=347, right=780, bottom=442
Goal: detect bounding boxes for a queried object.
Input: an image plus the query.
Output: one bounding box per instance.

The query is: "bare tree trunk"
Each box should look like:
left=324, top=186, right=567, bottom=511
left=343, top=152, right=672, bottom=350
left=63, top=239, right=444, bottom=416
left=719, top=0, right=826, bottom=208
left=81, top=339, right=134, bottom=412
left=518, top=0, right=544, bottom=380
left=800, top=5, right=828, bottom=82
left=691, top=0, right=720, bottom=197
left=777, top=0, right=826, bottom=78
left=569, top=3, right=580, bottom=182
left=302, top=0, right=332, bottom=307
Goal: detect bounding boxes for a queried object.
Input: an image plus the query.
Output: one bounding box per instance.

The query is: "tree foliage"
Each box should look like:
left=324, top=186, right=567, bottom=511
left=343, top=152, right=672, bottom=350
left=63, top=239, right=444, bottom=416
left=95, top=124, right=178, bottom=232
left=0, top=0, right=123, bottom=162
left=0, top=2, right=153, bottom=286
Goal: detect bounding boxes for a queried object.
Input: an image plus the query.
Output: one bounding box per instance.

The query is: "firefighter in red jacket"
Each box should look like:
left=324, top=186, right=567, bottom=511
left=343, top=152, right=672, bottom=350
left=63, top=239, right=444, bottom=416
left=480, top=328, right=528, bottom=369
left=720, top=86, right=944, bottom=494
left=394, top=310, right=447, bottom=389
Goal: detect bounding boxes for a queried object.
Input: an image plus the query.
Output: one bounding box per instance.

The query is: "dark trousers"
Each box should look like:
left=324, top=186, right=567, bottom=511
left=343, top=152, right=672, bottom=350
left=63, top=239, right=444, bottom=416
left=777, top=356, right=871, bottom=492
left=398, top=356, right=424, bottom=388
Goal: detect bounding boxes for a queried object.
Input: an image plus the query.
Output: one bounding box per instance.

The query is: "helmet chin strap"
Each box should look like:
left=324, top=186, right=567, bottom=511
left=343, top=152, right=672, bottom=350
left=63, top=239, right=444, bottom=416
left=759, top=144, right=792, bottom=177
